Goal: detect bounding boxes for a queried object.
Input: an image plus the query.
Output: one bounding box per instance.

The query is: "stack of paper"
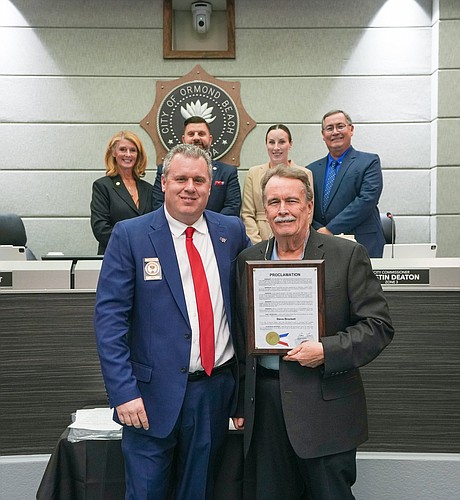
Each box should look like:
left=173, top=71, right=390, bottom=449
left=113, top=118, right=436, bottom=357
left=67, top=407, right=122, bottom=442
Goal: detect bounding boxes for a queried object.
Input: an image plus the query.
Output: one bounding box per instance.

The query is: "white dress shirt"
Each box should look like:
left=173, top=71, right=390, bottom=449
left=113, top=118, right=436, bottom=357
left=164, top=207, right=234, bottom=372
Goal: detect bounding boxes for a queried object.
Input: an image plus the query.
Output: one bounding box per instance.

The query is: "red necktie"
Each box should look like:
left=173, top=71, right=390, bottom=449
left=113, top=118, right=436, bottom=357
left=185, top=227, right=215, bottom=375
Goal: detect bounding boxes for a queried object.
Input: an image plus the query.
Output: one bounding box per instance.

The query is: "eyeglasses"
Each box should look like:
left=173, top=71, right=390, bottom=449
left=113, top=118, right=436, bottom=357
left=323, top=123, right=350, bottom=133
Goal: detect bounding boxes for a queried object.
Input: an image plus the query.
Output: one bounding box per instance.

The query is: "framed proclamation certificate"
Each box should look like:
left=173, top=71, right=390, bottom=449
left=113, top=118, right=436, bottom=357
left=246, top=260, right=325, bottom=355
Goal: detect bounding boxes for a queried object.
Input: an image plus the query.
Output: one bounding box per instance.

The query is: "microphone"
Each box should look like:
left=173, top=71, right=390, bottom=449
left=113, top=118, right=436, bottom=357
left=386, top=212, right=395, bottom=258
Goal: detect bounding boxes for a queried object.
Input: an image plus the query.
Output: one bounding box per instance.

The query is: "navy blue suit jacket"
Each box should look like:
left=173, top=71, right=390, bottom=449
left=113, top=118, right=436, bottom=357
left=94, top=207, right=250, bottom=438
left=152, top=160, right=242, bottom=216
left=307, top=147, right=385, bottom=258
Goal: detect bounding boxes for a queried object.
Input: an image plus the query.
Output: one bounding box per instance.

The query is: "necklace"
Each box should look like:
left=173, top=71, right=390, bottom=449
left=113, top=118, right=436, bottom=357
left=123, top=181, right=139, bottom=207
left=126, top=185, right=136, bottom=197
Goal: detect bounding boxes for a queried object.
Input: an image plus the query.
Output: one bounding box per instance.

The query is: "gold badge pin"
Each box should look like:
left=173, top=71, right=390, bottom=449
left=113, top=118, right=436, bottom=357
left=143, top=258, right=162, bottom=280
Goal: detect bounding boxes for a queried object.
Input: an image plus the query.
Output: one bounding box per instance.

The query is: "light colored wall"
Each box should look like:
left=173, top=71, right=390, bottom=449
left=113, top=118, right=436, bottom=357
left=435, top=0, right=460, bottom=255
left=2, top=452, right=459, bottom=500
left=0, top=0, right=458, bottom=257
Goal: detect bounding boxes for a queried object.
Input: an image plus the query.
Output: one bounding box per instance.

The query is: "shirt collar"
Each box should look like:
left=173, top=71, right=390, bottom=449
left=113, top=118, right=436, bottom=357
left=164, top=206, right=208, bottom=238
left=328, top=147, right=351, bottom=168
left=270, top=228, right=311, bottom=260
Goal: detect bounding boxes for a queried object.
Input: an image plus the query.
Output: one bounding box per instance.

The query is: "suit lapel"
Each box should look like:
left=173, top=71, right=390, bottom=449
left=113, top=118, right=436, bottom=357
left=303, top=229, right=325, bottom=260
left=315, top=157, right=328, bottom=212
left=205, top=211, right=235, bottom=325
left=137, top=180, right=149, bottom=214
left=326, top=147, right=356, bottom=209
left=111, top=175, right=140, bottom=213
left=147, top=209, right=189, bottom=325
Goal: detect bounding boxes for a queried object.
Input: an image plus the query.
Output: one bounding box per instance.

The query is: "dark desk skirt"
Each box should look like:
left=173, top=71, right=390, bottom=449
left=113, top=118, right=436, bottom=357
left=37, top=429, right=244, bottom=500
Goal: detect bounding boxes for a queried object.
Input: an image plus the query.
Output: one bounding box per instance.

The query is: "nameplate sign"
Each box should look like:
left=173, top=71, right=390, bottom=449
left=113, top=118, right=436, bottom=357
left=0, top=272, right=13, bottom=287
left=373, top=268, right=430, bottom=285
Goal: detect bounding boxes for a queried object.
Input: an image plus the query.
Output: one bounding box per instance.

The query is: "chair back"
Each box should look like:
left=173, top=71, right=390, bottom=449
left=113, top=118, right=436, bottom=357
left=380, top=213, right=395, bottom=245
left=0, top=213, right=36, bottom=259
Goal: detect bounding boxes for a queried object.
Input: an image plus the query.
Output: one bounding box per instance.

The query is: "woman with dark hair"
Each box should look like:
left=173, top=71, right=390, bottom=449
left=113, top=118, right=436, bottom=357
left=241, top=124, right=313, bottom=243
left=90, top=131, right=154, bottom=254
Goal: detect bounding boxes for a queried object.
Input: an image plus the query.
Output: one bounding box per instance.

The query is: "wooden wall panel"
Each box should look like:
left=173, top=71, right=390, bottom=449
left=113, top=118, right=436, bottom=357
left=1, top=289, right=459, bottom=455
left=0, top=292, right=107, bottom=455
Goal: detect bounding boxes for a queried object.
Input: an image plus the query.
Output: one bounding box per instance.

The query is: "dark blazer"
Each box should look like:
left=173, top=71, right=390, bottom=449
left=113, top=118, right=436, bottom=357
left=235, top=229, right=394, bottom=460
left=94, top=207, right=250, bottom=439
left=90, top=174, right=154, bottom=254
left=307, top=147, right=386, bottom=257
left=152, top=160, right=242, bottom=216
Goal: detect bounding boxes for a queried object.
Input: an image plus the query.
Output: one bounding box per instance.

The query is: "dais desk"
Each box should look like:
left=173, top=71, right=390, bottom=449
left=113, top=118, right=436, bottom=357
left=1, top=258, right=459, bottom=457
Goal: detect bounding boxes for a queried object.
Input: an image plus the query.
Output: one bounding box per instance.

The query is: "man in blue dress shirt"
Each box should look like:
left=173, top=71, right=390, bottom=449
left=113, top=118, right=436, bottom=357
left=307, top=110, right=386, bottom=258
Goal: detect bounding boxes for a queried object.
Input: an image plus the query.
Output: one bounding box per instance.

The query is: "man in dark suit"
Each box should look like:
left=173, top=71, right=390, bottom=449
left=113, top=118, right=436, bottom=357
left=307, top=110, right=386, bottom=257
left=233, top=165, right=393, bottom=499
left=152, top=116, right=242, bottom=216
left=94, top=144, right=250, bottom=499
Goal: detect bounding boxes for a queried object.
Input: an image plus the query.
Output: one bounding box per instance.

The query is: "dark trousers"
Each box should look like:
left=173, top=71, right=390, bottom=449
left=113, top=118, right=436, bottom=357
left=244, top=369, right=356, bottom=500
left=122, top=368, right=235, bottom=500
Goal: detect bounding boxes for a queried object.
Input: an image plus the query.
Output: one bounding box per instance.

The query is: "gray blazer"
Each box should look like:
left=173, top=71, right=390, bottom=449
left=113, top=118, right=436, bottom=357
left=235, top=229, right=394, bottom=459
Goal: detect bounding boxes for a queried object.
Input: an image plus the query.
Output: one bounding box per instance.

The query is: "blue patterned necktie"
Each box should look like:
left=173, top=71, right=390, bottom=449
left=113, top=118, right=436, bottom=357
left=323, top=160, right=339, bottom=211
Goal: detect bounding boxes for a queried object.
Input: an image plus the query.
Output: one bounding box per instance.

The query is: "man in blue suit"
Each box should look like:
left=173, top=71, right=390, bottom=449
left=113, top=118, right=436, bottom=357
left=94, top=144, right=250, bottom=499
left=307, top=110, right=386, bottom=258
left=152, top=116, right=242, bottom=216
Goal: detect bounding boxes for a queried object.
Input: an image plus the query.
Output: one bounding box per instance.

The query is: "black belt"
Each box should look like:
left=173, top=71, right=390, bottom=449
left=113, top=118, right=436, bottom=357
left=257, top=364, right=280, bottom=379
left=188, top=357, right=235, bottom=381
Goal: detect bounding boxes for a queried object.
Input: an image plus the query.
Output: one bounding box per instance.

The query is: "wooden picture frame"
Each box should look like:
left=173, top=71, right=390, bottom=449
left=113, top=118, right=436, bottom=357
left=246, top=260, right=326, bottom=355
left=163, top=0, right=235, bottom=59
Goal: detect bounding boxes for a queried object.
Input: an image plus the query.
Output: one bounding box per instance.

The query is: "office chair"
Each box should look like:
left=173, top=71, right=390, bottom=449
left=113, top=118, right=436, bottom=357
left=380, top=212, right=395, bottom=245
left=0, top=213, right=37, bottom=260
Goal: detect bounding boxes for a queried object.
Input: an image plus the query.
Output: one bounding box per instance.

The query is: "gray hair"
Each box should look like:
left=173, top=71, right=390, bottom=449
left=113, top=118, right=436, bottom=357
left=162, top=143, right=213, bottom=180
left=261, top=164, right=313, bottom=205
left=321, top=109, right=353, bottom=130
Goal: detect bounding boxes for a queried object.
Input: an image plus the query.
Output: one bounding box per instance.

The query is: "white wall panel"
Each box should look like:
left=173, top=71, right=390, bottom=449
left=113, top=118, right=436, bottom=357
left=23, top=217, right=99, bottom=256
left=0, top=0, right=162, bottom=28
left=438, top=70, right=460, bottom=117
left=0, top=124, right=156, bottom=170
left=436, top=166, right=460, bottom=213
left=0, top=77, right=156, bottom=123
left=380, top=170, right=431, bottom=215
left=0, top=171, right=156, bottom=217
left=0, top=0, right=457, bottom=256
left=436, top=215, right=460, bottom=257
left=436, top=118, right=460, bottom=165
left=236, top=0, right=432, bottom=28
left=233, top=29, right=431, bottom=77
left=439, top=20, right=460, bottom=68
left=0, top=28, right=163, bottom=76
left=0, top=76, right=431, bottom=124
left=240, top=77, right=431, bottom=123
left=0, top=27, right=430, bottom=77
left=239, top=123, right=431, bottom=170
left=0, top=121, right=432, bottom=173
left=439, top=0, right=460, bottom=19
left=1, top=0, right=433, bottom=30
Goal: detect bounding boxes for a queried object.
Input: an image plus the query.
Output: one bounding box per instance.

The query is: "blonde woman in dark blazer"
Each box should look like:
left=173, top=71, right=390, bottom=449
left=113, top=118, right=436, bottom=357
left=91, top=131, right=154, bottom=254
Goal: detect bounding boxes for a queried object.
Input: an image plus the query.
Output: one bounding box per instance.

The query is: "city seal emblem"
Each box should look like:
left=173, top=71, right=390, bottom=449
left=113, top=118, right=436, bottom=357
left=140, top=65, right=256, bottom=166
